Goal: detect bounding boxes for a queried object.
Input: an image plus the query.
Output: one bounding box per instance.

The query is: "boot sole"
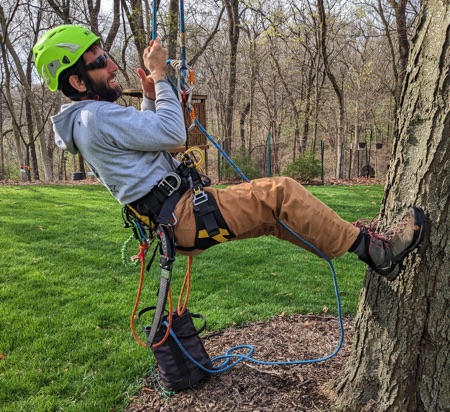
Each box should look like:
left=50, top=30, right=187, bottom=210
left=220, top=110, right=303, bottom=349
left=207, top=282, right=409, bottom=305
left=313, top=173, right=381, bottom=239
left=384, top=206, right=425, bottom=280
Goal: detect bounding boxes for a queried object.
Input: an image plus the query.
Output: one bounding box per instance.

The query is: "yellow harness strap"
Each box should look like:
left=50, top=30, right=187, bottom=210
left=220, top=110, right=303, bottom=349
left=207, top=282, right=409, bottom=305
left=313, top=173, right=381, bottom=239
left=198, top=228, right=231, bottom=243
left=126, top=204, right=154, bottom=228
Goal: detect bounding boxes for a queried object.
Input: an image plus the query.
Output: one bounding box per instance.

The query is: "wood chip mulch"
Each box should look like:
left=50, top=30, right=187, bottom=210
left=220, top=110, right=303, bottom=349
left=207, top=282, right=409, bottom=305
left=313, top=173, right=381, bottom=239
left=127, top=314, right=353, bottom=412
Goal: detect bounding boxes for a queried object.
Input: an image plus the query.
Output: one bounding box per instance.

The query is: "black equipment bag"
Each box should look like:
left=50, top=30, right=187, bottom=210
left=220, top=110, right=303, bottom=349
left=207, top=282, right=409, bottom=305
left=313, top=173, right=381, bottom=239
left=146, top=309, right=212, bottom=391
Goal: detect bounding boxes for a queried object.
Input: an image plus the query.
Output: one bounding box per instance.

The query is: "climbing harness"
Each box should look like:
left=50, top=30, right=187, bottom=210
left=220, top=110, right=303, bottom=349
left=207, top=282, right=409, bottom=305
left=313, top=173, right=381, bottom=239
left=123, top=0, right=345, bottom=392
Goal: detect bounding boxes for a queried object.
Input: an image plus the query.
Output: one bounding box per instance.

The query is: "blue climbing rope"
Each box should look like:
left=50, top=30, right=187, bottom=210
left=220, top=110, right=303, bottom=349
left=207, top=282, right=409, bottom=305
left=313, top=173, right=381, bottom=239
left=150, top=0, right=345, bottom=371
left=179, top=0, right=187, bottom=68
left=151, top=0, right=158, bottom=40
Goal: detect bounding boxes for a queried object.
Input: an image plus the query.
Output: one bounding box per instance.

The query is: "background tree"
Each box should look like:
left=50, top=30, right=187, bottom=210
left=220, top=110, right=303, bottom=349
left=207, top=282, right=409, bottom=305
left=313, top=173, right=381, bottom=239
left=238, top=4, right=264, bottom=157
left=334, top=2, right=450, bottom=410
left=122, top=0, right=147, bottom=66
left=317, top=0, right=354, bottom=179
left=371, top=0, right=419, bottom=118
left=0, top=2, right=28, bottom=180
left=222, top=0, right=241, bottom=155
left=0, top=94, right=3, bottom=179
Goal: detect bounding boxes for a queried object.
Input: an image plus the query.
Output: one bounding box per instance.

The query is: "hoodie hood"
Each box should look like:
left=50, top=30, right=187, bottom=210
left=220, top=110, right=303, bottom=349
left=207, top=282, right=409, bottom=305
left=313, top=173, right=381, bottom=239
left=52, top=100, right=94, bottom=154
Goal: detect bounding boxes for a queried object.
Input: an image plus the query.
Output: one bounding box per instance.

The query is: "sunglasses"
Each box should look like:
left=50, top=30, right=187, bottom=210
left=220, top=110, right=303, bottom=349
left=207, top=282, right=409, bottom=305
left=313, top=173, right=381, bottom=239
left=84, top=53, right=109, bottom=71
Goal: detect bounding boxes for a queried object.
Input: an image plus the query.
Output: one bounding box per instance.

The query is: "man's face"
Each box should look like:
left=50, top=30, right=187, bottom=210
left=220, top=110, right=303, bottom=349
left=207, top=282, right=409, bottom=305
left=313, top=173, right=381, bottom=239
left=83, top=47, right=122, bottom=102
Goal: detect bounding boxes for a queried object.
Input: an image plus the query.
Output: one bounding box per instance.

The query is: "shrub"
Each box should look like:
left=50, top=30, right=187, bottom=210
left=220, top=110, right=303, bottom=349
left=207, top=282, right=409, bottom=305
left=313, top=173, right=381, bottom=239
left=220, top=154, right=262, bottom=181
left=283, top=151, right=321, bottom=181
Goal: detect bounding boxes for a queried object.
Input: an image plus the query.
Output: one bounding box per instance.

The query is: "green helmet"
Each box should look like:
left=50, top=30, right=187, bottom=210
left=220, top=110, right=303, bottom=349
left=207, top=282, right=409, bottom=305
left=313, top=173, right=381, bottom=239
left=33, top=25, right=101, bottom=92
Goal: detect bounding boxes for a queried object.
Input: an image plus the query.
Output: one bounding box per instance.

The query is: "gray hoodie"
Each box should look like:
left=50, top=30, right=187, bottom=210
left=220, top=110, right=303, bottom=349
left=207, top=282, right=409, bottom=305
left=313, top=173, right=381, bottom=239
left=52, top=80, right=186, bottom=204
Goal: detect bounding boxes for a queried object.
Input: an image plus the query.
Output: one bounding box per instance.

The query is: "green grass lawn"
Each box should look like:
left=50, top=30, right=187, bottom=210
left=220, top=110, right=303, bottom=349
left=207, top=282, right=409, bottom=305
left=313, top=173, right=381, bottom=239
left=0, top=183, right=383, bottom=411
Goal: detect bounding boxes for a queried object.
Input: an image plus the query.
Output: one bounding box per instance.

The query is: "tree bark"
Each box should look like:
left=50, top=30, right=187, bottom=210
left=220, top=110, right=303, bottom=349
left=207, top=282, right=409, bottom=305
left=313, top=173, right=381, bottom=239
left=388, top=0, right=410, bottom=106
left=334, top=3, right=450, bottom=411
left=167, top=0, right=179, bottom=62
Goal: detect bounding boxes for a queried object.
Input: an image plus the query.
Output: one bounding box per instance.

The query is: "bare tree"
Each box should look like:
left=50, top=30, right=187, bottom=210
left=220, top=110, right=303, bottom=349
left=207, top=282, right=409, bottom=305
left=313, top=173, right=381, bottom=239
left=239, top=4, right=265, bottom=156
left=0, top=2, right=49, bottom=180
left=187, top=6, right=225, bottom=67
left=222, top=0, right=240, bottom=155
left=121, top=0, right=148, bottom=67
left=316, top=0, right=346, bottom=179
left=0, top=92, right=3, bottom=179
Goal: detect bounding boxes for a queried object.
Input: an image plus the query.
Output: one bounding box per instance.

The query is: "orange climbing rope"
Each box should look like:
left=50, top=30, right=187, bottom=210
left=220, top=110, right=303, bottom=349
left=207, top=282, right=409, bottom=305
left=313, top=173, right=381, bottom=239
left=129, top=243, right=193, bottom=348
left=177, top=256, right=193, bottom=316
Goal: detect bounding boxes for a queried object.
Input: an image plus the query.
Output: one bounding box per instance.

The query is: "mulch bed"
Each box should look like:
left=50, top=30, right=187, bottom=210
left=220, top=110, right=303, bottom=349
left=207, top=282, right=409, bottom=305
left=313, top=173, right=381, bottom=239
left=127, top=314, right=354, bottom=412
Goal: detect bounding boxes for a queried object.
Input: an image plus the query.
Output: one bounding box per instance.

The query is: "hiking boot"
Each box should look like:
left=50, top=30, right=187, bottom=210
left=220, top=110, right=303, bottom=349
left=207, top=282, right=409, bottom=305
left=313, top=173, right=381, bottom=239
left=354, top=207, right=425, bottom=280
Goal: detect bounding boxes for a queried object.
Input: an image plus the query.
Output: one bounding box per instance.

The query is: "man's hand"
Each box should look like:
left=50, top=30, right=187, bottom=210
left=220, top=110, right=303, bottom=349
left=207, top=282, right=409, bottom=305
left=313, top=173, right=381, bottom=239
left=137, top=68, right=156, bottom=100
left=137, top=38, right=168, bottom=99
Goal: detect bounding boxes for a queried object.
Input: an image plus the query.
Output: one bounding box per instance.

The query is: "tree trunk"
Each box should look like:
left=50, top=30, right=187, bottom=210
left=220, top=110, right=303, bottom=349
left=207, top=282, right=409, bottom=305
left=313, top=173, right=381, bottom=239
left=78, top=154, right=86, bottom=176
left=122, top=0, right=147, bottom=67
left=334, top=3, right=450, bottom=411
left=300, top=63, right=314, bottom=154
left=317, top=0, right=345, bottom=178
left=167, top=0, right=179, bottom=62
left=0, top=95, right=3, bottom=179
left=239, top=102, right=250, bottom=154
left=25, top=85, right=40, bottom=181
left=223, top=0, right=240, bottom=155
left=388, top=0, right=409, bottom=106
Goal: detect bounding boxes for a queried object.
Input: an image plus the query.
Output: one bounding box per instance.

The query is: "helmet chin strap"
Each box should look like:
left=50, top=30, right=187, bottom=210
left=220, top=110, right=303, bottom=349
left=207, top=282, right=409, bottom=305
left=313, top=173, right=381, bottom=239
left=86, top=90, right=103, bottom=101
left=84, top=78, right=122, bottom=102
left=80, top=67, right=102, bottom=101
left=69, top=61, right=121, bottom=102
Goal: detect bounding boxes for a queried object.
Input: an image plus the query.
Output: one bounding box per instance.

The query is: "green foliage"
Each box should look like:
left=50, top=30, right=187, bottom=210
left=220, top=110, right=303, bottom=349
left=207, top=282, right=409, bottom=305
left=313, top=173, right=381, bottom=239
left=283, top=151, right=321, bottom=181
left=0, top=183, right=384, bottom=411
left=220, top=154, right=261, bottom=180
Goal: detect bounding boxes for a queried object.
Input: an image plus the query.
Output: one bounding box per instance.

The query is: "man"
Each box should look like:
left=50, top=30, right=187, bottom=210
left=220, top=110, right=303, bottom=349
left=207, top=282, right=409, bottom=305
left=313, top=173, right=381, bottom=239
left=33, top=24, right=425, bottom=280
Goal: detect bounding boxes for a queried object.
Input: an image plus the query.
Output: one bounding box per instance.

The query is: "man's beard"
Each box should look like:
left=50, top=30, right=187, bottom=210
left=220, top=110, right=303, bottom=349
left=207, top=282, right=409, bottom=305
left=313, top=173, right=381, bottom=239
left=89, top=78, right=123, bottom=102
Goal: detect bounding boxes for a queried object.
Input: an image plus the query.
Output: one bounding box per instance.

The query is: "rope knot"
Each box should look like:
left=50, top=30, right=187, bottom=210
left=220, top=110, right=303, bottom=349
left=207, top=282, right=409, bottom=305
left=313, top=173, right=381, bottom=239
left=137, top=241, right=149, bottom=262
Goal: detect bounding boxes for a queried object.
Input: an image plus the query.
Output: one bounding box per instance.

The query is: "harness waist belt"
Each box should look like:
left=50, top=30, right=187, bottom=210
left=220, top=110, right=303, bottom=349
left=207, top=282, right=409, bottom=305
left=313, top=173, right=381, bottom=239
left=129, top=173, right=189, bottom=224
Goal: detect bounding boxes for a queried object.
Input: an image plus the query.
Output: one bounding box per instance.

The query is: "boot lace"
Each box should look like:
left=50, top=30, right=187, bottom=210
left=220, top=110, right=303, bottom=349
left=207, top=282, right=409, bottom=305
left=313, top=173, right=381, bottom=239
left=353, top=214, right=384, bottom=235
left=355, top=211, right=413, bottom=243
left=381, top=211, right=414, bottom=242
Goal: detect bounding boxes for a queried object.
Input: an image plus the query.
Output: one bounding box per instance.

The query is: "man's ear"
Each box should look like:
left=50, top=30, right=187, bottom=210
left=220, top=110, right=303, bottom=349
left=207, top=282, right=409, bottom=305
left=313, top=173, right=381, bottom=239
left=68, top=74, right=87, bottom=92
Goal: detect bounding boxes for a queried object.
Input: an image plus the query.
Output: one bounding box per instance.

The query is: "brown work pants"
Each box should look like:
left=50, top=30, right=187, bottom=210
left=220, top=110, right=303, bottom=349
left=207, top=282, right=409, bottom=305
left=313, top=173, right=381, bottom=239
left=173, top=177, right=360, bottom=259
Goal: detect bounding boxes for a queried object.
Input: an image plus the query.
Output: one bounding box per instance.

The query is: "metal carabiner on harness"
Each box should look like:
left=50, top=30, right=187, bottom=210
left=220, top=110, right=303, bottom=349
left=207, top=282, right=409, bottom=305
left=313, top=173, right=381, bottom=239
left=193, top=187, right=208, bottom=207
left=157, top=172, right=182, bottom=196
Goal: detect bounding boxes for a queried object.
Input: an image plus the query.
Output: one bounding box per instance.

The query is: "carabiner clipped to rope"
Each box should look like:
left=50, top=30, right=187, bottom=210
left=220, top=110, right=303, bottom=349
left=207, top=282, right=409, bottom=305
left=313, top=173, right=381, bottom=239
left=167, top=58, right=195, bottom=118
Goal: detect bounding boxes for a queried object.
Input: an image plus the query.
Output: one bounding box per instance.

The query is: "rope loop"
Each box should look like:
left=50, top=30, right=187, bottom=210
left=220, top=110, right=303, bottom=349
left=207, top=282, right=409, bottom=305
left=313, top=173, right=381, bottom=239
left=167, top=59, right=195, bottom=104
